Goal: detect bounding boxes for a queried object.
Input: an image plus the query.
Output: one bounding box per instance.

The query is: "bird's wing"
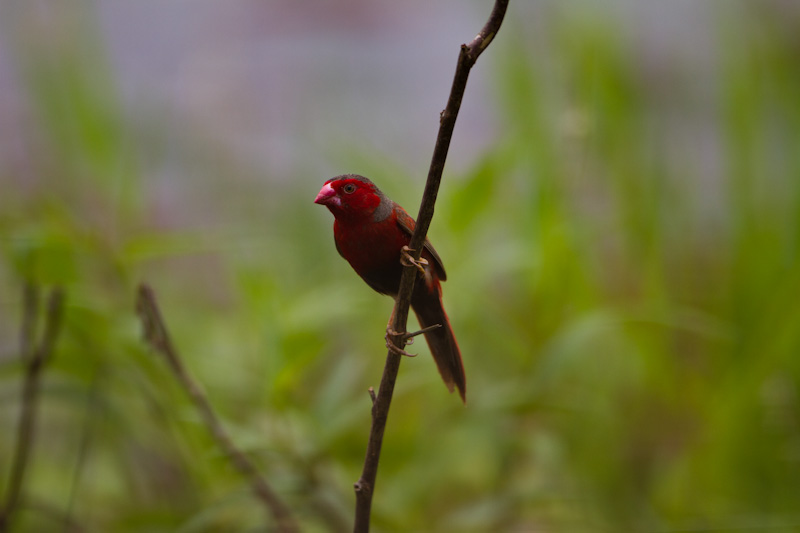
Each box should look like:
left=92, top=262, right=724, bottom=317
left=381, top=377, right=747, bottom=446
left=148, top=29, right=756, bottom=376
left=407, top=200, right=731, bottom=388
left=394, top=205, right=447, bottom=281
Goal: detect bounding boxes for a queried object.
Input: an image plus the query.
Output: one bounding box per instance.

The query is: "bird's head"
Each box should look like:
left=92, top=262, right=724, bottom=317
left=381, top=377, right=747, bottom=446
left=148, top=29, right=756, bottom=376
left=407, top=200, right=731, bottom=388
left=314, top=174, right=392, bottom=222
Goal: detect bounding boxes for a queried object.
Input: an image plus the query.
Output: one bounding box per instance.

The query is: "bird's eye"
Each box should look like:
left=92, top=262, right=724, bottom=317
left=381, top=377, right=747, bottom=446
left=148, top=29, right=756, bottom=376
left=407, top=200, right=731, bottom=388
left=342, top=183, right=357, bottom=194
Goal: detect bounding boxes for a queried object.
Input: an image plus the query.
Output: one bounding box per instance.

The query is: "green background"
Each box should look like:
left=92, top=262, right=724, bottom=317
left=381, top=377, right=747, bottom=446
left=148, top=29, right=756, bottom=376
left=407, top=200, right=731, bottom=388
left=1, top=1, right=799, bottom=531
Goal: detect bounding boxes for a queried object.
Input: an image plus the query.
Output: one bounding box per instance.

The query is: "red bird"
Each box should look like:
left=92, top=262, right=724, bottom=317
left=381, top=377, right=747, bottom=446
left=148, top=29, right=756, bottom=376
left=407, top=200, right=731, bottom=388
left=315, top=174, right=466, bottom=402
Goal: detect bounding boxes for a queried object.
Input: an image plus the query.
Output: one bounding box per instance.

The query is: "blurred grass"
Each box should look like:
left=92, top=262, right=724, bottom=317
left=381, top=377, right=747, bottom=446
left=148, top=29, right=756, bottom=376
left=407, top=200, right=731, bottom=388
left=2, top=2, right=800, bottom=532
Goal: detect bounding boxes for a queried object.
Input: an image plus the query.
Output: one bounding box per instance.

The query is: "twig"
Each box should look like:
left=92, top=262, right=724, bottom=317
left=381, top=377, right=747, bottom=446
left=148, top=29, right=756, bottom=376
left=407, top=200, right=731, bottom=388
left=0, top=285, right=66, bottom=532
left=135, top=284, right=299, bottom=533
left=352, top=1, right=509, bottom=531
left=401, top=323, right=442, bottom=343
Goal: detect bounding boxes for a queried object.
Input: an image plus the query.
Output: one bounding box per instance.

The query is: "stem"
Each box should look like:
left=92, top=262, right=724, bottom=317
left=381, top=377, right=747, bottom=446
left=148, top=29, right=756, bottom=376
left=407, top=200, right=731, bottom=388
left=136, top=284, right=299, bottom=533
left=352, top=2, right=509, bottom=531
left=0, top=286, right=65, bottom=532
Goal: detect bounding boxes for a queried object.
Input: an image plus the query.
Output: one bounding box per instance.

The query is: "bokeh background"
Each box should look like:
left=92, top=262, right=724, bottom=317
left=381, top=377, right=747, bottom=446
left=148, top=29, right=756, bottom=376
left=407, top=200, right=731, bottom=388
left=2, top=1, right=800, bottom=531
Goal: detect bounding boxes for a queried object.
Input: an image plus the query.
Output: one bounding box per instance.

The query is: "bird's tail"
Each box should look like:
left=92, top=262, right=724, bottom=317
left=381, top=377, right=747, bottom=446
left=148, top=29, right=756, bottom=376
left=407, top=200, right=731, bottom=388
left=412, top=292, right=466, bottom=403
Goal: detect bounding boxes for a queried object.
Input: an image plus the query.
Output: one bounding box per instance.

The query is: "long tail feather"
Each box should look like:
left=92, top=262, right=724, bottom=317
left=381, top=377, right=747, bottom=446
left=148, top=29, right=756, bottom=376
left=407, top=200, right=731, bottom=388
left=412, top=294, right=466, bottom=403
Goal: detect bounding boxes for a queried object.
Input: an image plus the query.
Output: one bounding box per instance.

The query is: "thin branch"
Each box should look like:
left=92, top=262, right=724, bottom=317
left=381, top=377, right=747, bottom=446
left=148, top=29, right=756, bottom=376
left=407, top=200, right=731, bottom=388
left=135, top=284, right=299, bottom=533
left=352, top=1, right=509, bottom=531
left=403, top=323, right=442, bottom=342
left=0, top=285, right=66, bottom=532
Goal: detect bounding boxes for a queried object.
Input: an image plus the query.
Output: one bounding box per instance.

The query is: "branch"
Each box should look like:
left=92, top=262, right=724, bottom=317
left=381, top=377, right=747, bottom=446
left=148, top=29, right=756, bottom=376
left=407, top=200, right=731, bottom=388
left=0, top=285, right=66, bottom=532
left=352, top=1, right=509, bottom=531
left=135, top=284, right=299, bottom=533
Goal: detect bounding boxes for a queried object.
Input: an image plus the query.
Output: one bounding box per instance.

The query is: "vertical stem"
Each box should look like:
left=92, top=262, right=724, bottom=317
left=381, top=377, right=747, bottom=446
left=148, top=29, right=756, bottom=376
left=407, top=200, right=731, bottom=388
left=136, top=285, right=299, bottom=533
left=352, top=2, right=509, bottom=531
left=0, top=287, right=65, bottom=532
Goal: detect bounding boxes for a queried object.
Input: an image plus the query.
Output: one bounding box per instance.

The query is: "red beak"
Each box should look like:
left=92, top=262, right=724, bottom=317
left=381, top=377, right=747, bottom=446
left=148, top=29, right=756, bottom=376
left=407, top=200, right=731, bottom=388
left=314, top=182, right=340, bottom=206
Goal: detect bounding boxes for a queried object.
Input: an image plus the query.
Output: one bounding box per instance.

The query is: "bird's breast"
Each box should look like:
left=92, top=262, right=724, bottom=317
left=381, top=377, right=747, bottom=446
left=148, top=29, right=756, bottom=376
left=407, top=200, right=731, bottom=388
left=334, top=218, right=409, bottom=295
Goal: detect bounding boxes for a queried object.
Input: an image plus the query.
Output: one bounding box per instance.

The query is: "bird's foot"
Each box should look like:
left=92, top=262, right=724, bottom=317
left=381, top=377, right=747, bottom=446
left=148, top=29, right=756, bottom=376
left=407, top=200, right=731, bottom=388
left=385, top=324, right=442, bottom=357
left=400, top=245, right=428, bottom=274
left=385, top=327, right=418, bottom=357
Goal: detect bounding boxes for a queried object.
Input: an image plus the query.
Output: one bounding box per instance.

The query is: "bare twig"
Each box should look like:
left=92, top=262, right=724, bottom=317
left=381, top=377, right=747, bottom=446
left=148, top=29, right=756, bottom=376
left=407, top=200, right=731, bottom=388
left=401, top=323, right=442, bottom=342
left=135, top=284, right=299, bottom=533
left=0, top=285, right=66, bottom=532
left=352, top=1, right=509, bottom=531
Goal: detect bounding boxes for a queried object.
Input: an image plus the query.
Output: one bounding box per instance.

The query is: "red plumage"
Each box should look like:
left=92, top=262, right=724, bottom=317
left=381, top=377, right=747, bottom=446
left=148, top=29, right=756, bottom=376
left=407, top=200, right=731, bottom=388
left=315, top=174, right=466, bottom=403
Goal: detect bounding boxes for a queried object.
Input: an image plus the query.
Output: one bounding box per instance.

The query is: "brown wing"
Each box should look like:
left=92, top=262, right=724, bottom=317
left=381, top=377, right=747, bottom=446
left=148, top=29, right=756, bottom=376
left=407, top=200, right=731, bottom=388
left=394, top=205, right=447, bottom=281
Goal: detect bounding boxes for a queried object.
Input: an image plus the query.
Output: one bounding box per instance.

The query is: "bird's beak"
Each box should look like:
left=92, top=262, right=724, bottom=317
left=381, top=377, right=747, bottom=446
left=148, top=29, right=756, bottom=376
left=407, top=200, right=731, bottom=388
left=314, top=182, right=340, bottom=206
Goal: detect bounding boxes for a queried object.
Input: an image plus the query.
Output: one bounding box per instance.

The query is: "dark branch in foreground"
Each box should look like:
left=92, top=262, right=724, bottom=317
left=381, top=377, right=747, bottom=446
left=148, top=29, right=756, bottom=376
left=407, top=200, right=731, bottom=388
left=135, top=284, right=299, bottom=533
left=0, top=285, right=65, bottom=532
left=352, top=1, right=509, bottom=531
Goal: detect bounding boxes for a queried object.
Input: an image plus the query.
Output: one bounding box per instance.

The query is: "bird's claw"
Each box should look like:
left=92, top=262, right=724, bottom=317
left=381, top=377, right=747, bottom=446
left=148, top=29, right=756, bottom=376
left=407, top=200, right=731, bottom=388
left=400, top=245, right=428, bottom=274
left=385, top=328, right=418, bottom=357
left=384, top=323, right=443, bottom=357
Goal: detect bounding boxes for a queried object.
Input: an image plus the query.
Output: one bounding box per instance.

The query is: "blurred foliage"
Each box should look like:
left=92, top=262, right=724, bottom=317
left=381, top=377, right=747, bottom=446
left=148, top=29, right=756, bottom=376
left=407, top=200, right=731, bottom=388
left=2, top=2, right=800, bottom=532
